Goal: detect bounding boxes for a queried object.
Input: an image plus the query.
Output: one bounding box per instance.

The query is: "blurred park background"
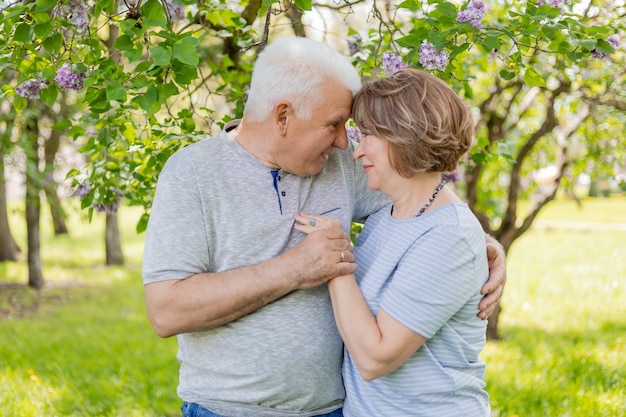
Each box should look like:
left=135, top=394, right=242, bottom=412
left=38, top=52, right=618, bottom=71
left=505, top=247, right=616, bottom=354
left=1, top=193, right=624, bottom=416
left=1, top=0, right=625, bottom=415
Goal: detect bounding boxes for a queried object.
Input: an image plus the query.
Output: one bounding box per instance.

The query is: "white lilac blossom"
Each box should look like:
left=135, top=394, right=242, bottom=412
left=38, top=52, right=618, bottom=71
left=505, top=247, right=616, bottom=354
left=15, top=79, right=48, bottom=99
left=418, top=42, right=450, bottom=71
left=381, top=51, right=409, bottom=75
left=537, top=0, right=565, bottom=10
left=55, top=64, right=87, bottom=90
left=346, top=127, right=361, bottom=143
left=53, top=0, right=89, bottom=31
left=457, top=1, right=486, bottom=29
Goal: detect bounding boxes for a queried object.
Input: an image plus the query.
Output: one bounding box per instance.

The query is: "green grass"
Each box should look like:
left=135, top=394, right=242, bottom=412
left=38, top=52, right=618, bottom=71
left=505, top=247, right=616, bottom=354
left=0, top=205, right=179, bottom=416
left=1, top=197, right=625, bottom=416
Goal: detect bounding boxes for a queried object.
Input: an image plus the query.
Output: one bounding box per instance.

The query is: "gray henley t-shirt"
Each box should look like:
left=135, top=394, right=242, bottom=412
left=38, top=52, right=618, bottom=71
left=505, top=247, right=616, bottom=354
left=142, top=121, right=389, bottom=416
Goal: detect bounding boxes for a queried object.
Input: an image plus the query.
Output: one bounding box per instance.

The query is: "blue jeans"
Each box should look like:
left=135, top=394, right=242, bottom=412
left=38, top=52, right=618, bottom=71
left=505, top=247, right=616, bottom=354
left=181, top=402, right=343, bottom=417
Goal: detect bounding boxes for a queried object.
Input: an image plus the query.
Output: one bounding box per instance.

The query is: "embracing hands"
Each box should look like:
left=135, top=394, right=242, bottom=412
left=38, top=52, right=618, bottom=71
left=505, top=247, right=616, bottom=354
left=287, top=212, right=355, bottom=289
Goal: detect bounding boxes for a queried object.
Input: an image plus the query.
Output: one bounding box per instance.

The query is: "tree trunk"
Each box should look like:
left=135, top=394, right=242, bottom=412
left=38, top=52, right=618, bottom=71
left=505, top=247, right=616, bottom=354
left=486, top=304, right=501, bottom=341
left=26, top=192, right=44, bottom=289
left=105, top=213, right=124, bottom=265
left=0, top=151, right=20, bottom=261
left=23, top=116, right=44, bottom=289
left=43, top=127, right=68, bottom=235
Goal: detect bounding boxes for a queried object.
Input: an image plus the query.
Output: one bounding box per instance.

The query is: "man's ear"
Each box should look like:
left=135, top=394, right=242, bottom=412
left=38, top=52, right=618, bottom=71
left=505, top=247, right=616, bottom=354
left=275, top=102, right=290, bottom=136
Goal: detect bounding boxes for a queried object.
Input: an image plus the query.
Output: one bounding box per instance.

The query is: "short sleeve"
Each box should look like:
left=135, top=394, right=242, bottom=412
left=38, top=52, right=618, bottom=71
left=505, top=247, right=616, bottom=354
left=380, top=225, right=479, bottom=339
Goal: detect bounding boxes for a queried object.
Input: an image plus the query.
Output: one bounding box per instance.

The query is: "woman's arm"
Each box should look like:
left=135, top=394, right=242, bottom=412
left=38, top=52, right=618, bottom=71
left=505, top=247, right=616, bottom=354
left=328, top=274, right=426, bottom=381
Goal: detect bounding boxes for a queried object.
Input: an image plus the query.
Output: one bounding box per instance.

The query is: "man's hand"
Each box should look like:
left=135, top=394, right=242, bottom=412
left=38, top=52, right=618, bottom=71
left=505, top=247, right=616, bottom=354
left=478, top=235, right=506, bottom=320
left=291, top=212, right=356, bottom=289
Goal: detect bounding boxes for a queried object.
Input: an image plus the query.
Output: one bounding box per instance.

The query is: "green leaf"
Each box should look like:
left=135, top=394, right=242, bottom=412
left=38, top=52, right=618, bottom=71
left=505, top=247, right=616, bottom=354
left=523, top=67, right=546, bottom=87
left=40, top=84, right=58, bottom=107
left=134, top=85, right=159, bottom=114
left=14, top=23, right=32, bottom=43
left=43, top=33, right=63, bottom=53
left=52, top=119, right=72, bottom=130
left=397, top=33, right=424, bottom=48
left=172, top=38, right=199, bottom=66
left=435, top=2, right=457, bottom=17
left=35, top=0, right=56, bottom=12
left=397, top=0, right=420, bottom=11
left=294, top=0, right=312, bottom=11
left=157, top=82, right=178, bottom=102
left=113, top=34, right=135, bottom=51
left=106, top=80, right=127, bottom=102
left=595, top=39, right=615, bottom=54
left=141, top=0, right=168, bottom=28
left=579, top=39, right=597, bottom=52
left=33, top=22, right=54, bottom=38
left=172, top=64, right=198, bottom=86
left=499, top=69, right=516, bottom=80
left=13, top=96, right=27, bottom=112
left=136, top=212, right=150, bottom=233
left=150, top=44, right=172, bottom=66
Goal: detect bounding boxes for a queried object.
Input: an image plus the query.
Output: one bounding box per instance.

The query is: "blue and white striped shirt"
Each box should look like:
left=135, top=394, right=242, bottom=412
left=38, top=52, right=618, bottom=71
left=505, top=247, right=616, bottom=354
left=342, top=203, right=491, bottom=417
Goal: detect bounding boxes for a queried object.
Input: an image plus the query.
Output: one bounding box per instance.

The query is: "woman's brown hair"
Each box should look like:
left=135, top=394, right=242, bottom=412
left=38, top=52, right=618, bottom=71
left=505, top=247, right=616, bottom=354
left=352, top=69, right=474, bottom=177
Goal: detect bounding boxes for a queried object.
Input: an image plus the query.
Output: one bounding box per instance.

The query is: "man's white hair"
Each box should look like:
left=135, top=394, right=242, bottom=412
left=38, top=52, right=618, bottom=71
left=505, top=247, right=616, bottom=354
left=244, top=36, right=362, bottom=122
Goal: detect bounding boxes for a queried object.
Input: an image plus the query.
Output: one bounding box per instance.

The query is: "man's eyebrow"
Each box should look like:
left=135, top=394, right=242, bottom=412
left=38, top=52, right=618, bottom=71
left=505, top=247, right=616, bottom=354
left=328, top=116, right=349, bottom=125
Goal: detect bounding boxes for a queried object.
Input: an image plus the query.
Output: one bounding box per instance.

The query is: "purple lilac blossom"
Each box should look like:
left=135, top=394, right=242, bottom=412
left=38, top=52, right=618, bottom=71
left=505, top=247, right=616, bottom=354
left=55, top=64, right=87, bottom=90
left=537, top=0, right=565, bottom=10
left=607, top=35, right=620, bottom=51
left=457, top=1, right=486, bottom=29
left=92, top=201, right=120, bottom=215
left=592, top=35, right=620, bottom=59
left=442, top=171, right=462, bottom=183
left=347, top=34, right=361, bottom=56
left=75, top=182, right=91, bottom=198
left=346, top=127, right=361, bottom=143
left=92, top=187, right=122, bottom=215
left=381, top=51, right=408, bottom=75
left=419, top=42, right=450, bottom=71
left=15, top=79, right=48, bottom=99
left=165, top=0, right=185, bottom=20
left=53, top=0, right=89, bottom=31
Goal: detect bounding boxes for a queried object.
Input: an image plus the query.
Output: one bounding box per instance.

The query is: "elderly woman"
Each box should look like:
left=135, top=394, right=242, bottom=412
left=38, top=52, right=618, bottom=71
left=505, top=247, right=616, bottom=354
left=296, top=69, right=491, bottom=417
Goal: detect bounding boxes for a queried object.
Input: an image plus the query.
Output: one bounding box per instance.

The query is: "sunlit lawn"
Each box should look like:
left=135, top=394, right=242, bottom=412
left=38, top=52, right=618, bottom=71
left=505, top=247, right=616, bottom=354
left=1, top=196, right=625, bottom=416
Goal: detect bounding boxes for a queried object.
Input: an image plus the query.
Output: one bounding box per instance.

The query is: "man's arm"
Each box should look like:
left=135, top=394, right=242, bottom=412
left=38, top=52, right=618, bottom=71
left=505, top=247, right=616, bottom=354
left=144, top=227, right=356, bottom=338
left=478, top=235, right=506, bottom=320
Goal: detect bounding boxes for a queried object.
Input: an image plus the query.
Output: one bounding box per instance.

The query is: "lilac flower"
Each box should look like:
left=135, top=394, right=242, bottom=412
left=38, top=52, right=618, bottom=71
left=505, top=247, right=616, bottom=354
left=346, top=127, right=362, bottom=143
left=92, top=187, right=122, bottom=215
left=92, top=201, right=120, bottom=215
left=165, top=0, right=185, bottom=20
left=75, top=182, right=91, bottom=198
left=347, top=34, right=361, bottom=56
left=15, top=79, right=48, bottom=99
left=53, top=0, right=89, bottom=31
left=382, top=51, right=409, bottom=76
left=55, top=64, right=87, bottom=90
left=591, top=35, right=620, bottom=59
left=457, top=1, right=486, bottom=29
left=442, top=171, right=462, bottom=183
left=537, top=0, right=565, bottom=10
left=418, top=42, right=450, bottom=72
